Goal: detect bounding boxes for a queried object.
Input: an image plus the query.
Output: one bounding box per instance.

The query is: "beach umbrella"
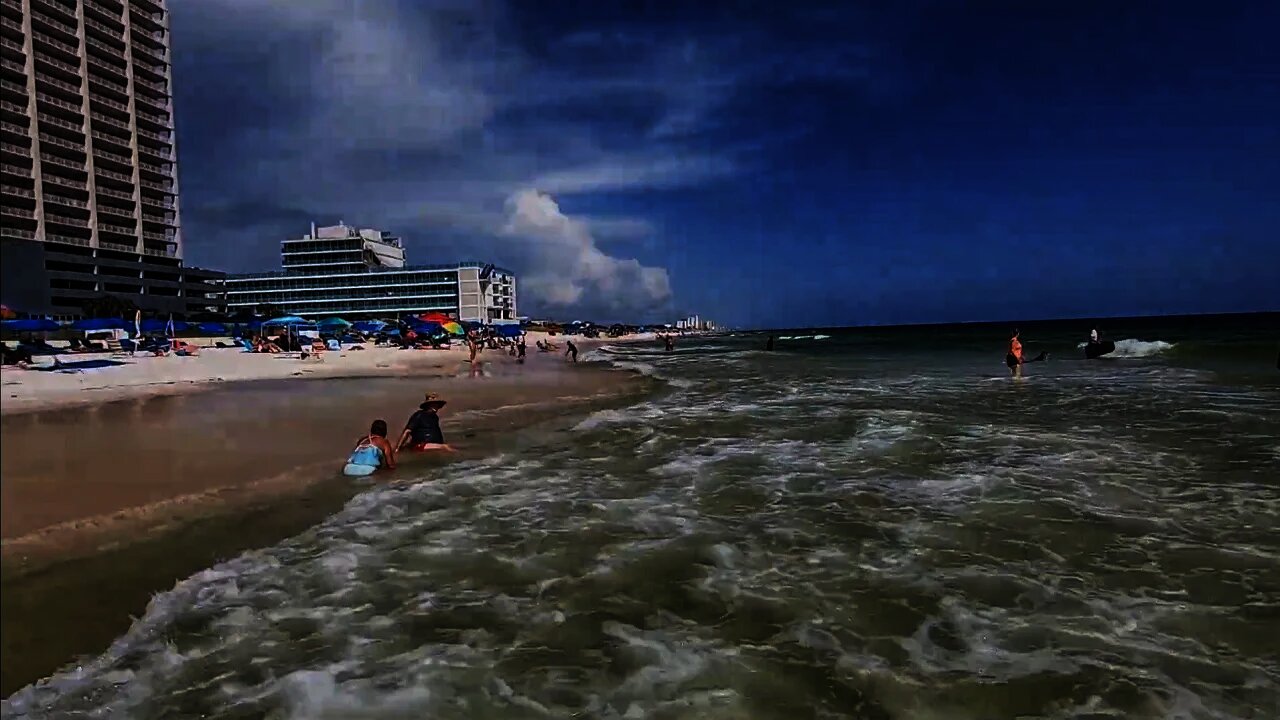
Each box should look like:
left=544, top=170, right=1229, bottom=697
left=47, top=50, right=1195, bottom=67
left=419, top=312, right=452, bottom=324
left=1, top=318, right=60, bottom=332
left=352, top=320, right=385, bottom=333
left=411, top=321, right=443, bottom=334
left=442, top=321, right=465, bottom=336
left=141, top=318, right=189, bottom=333
left=72, top=317, right=128, bottom=331
left=317, top=317, right=351, bottom=329
left=266, top=315, right=307, bottom=325
left=198, top=322, right=228, bottom=335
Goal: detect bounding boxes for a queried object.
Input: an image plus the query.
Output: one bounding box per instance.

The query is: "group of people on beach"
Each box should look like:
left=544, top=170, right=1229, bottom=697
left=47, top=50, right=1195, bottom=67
left=343, top=391, right=455, bottom=476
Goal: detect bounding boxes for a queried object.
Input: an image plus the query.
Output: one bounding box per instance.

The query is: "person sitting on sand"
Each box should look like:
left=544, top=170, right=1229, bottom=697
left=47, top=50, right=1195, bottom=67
left=397, top=393, right=455, bottom=452
left=344, top=419, right=397, bottom=476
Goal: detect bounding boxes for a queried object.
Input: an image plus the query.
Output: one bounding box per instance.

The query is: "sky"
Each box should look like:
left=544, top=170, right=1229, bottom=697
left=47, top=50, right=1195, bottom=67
left=170, top=1, right=1280, bottom=328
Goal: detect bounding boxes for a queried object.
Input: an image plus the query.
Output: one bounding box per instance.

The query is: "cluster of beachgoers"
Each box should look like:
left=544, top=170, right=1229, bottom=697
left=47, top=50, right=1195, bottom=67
left=0, top=310, right=669, bottom=416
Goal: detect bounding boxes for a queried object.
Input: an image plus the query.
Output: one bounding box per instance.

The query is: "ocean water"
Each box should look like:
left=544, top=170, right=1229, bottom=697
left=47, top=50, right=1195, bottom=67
left=5, top=316, right=1279, bottom=719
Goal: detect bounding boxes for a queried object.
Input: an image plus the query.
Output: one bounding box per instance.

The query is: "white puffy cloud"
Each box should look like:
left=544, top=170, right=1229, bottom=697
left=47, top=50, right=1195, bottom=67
left=171, top=0, right=766, bottom=317
left=502, top=190, right=671, bottom=312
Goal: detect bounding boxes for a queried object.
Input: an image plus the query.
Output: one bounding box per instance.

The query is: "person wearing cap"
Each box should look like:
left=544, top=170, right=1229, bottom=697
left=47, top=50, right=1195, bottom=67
left=397, top=392, right=455, bottom=452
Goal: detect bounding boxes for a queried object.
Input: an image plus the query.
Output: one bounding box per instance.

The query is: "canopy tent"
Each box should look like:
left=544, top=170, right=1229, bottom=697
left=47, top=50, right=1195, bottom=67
left=495, top=324, right=523, bottom=338
left=1, top=318, right=60, bottom=332
left=197, top=322, right=228, bottom=335
left=72, top=317, right=128, bottom=331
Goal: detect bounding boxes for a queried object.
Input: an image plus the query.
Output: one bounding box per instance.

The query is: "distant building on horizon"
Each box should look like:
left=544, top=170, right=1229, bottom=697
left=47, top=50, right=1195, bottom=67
left=674, top=314, right=715, bottom=331
left=222, top=222, right=517, bottom=322
left=0, top=0, right=226, bottom=319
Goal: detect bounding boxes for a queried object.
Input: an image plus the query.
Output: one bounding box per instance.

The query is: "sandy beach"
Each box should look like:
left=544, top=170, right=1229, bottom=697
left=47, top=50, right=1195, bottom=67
left=0, top=330, right=634, bottom=416
left=0, top=331, right=658, bottom=692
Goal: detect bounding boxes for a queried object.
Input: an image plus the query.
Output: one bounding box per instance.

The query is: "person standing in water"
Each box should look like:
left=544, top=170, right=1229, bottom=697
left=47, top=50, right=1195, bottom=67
left=566, top=340, right=579, bottom=363
left=1090, top=327, right=1099, bottom=343
left=1006, top=329, right=1025, bottom=378
left=397, top=393, right=455, bottom=452
left=664, top=335, right=675, bottom=352
left=765, top=335, right=775, bottom=351
left=466, top=334, right=481, bottom=377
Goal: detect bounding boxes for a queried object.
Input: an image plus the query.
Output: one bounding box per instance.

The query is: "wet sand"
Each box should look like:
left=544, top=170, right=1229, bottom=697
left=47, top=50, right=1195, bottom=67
left=1, top=357, right=655, bottom=695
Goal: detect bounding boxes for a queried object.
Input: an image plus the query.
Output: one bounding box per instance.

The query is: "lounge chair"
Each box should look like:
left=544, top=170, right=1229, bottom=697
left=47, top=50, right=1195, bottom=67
left=171, top=339, right=200, bottom=357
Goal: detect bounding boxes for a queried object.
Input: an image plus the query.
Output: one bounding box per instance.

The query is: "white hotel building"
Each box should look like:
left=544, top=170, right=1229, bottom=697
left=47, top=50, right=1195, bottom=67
left=223, top=223, right=517, bottom=323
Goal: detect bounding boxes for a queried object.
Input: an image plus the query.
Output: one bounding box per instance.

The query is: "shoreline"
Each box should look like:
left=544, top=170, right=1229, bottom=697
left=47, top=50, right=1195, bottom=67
left=0, top=330, right=644, bottom=417
left=1, top=350, right=659, bottom=695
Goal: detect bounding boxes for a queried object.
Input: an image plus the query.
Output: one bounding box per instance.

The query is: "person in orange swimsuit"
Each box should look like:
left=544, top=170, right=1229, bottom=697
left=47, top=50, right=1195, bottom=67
left=1006, top=329, right=1024, bottom=378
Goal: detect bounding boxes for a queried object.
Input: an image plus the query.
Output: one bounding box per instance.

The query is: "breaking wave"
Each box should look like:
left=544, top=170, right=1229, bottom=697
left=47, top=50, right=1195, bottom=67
left=1077, top=338, right=1177, bottom=357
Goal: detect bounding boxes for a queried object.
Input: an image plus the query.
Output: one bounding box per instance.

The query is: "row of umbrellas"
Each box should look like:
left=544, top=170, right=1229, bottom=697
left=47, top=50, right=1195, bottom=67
left=2, top=311, right=526, bottom=337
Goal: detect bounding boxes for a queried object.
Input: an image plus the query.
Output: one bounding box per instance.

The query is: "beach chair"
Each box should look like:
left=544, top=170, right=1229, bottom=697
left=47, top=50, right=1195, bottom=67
left=326, top=338, right=341, bottom=352
left=302, top=339, right=326, bottom=362
left=172, top=339, right=200, bottom=357
left=238, top=338, right=256, bottom=352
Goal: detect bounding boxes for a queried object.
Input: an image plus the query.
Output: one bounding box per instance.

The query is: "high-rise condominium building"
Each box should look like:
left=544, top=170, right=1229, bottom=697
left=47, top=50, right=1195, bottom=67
left=0, top=0, right=225, bottom=317
left=224, top=223, right=518, bottom=323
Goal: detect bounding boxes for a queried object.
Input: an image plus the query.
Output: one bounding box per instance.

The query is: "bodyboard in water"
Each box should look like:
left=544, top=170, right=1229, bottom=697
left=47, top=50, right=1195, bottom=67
left=343, top=463, right=378, bottom=477
left=1085, top=340, right=1116, bottom=359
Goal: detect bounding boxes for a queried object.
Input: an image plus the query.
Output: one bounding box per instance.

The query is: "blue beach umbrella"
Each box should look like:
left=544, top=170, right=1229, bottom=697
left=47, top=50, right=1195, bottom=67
left=1, top=318, right=60, bottom=332
left=72, top=317, right=128, bottom=331
left=140, top=318, right=189, bottom=333
left=352, top=320, right=385, bottom=333
left=409, top=321, right=443, bottom=334
left=266, top=315, right=307, bottom=325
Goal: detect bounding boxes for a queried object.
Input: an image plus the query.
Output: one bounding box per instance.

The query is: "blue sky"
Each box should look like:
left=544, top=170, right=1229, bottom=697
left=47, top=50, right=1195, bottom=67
left=171, top=1, right=1279, bottom=328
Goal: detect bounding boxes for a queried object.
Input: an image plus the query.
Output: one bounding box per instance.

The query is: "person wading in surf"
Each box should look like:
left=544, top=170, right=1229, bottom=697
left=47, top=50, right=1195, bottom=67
left=1007, top=329, right=1025, bottom=378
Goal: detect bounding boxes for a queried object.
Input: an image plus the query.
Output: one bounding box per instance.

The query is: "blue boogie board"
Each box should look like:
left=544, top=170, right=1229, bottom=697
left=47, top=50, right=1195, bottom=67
left=343, top=462, right=377, bottom=477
